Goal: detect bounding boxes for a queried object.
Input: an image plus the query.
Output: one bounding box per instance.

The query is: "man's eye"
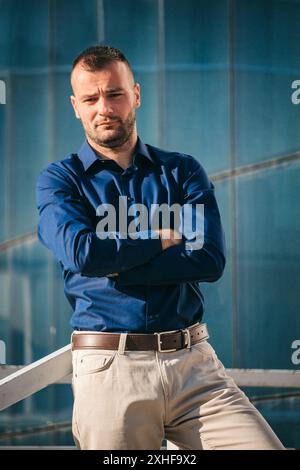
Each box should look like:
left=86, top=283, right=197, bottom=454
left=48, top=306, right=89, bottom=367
left=85, top=98, right=97, bottom=103
left=108, top=93, right=122, bottom=98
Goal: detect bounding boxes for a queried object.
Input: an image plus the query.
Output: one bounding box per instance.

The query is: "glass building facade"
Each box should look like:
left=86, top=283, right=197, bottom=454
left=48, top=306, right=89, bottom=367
left=0, top=0, right=299, bottom=448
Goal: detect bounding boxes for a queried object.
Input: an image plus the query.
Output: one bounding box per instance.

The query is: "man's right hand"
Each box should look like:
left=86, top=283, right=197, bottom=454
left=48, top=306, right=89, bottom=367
left=156, top=229, right=182, bottom=251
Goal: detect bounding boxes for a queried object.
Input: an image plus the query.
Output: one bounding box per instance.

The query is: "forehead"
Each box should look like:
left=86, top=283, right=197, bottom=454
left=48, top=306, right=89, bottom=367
left=71, top=61, right=133, bottom=96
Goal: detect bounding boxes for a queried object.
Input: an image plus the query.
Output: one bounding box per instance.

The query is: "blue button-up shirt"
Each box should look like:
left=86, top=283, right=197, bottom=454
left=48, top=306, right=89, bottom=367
left=36, top=138, right=225, bottom=333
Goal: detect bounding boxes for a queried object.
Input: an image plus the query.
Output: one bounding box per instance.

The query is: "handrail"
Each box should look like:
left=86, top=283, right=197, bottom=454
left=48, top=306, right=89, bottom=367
left=0, top=344, right=72, bottom=411
left=1, top=345, right=300, bottom=411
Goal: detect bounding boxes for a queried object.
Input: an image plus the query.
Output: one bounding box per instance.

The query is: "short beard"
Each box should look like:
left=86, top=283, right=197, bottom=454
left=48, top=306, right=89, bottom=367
left=86, top=109, right=136, bottom=149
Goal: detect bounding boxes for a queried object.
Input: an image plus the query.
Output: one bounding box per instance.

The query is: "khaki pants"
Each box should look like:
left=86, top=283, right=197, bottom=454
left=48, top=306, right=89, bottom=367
left=71, top=333, right=285, bottom=450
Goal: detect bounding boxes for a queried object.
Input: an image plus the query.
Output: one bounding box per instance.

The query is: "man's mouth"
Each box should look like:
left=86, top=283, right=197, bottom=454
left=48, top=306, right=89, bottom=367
left=98, top=120, right=119, bottom=126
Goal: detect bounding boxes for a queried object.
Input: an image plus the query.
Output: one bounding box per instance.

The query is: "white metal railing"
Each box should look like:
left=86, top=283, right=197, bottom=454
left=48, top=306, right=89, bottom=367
left=0, top=346, right=300, bottom=449
left=0, top=345, right=72, bottom=411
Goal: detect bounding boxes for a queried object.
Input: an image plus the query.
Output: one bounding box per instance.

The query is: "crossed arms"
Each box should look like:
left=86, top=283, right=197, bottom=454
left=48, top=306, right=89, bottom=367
left=36, top=159, right=225, bottom=286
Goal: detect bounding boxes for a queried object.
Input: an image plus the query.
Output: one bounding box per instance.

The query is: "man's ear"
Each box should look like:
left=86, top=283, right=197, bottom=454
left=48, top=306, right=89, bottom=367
left=70, top=95, right=81, bottom=119
left=134, top=83, right=141, bottom=109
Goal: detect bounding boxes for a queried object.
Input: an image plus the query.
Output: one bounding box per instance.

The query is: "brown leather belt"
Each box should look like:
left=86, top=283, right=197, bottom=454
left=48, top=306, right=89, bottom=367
left=72, top=323, right=209, bottom=352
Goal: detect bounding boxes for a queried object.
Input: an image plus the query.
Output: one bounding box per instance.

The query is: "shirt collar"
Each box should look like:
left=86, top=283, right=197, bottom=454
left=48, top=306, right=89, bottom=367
left=77, top=137, right=155, bottom=172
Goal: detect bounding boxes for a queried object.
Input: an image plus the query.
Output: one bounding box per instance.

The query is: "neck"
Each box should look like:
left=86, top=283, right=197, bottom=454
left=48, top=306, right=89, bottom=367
left=87, top=132, right=138, bottom=170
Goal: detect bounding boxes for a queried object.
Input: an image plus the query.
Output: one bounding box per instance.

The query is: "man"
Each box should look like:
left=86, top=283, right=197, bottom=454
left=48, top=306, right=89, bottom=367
left=36, top=45, right=284, bottom=450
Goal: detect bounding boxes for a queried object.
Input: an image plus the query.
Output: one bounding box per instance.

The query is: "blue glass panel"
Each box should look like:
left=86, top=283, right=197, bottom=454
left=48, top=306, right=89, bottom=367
left=235, top=71, right=300, bottom=165
left=9, top=74, right=49, bottom=237
left=51, top=0, right=98, bottom=66
left=0, top=239, right=73, bottom=429
left=135, top=71, right=160, bottom=146
left=235, top=0, right=300, bottom=70
left=0, top=0, right=12, bottom=68
left=104, top=0, right=158, bottom=67
left=52, top=73, right=84, bottom=159
left=236, top=161, right=300, bottom=368
left=165, top=71, right=229, bottom=174
left=255, top=396, right=300, bottom=450
left=0, top=0, right=49, bottom=69
left=165, top=0, right=229, bottom=66
left=235, top=0, right=300, bottom=164
left=0, top=421, right=74, bottom=446
left=164, top=0, right=230, bottom=172
left=5, top=240, right=49, bottom=363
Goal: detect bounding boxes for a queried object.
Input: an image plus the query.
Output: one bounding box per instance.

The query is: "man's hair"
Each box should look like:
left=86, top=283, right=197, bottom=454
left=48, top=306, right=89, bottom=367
left=72, top=45, right=134, bottom=79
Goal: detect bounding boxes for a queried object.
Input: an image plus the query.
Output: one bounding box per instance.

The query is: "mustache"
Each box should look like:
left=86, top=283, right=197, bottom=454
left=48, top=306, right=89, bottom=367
left=96, top=117, right=121, bottom=125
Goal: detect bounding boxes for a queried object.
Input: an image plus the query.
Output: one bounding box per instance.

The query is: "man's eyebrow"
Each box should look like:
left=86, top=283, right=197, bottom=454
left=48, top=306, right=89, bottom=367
left=80, top=88, right=124, bottom=100
left=105, top=87, right=124, bottom=93
left=80, top=93, right=98, bottom=99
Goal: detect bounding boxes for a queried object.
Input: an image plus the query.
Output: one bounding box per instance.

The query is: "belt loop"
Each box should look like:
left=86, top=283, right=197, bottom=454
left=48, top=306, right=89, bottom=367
left=118, top=333, right=128, bottom=355
left=71, top=331, right=75, bottom=351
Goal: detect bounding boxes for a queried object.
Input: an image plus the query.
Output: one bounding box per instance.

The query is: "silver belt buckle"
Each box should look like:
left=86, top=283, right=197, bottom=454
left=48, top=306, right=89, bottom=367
left=181, top=328, right=192, bottom=349
left=155, top=332, right=177, bottom=353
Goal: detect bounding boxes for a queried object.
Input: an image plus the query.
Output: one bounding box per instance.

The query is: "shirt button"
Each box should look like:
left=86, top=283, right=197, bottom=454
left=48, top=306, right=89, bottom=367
left=127, top=196, right=134, bottom=202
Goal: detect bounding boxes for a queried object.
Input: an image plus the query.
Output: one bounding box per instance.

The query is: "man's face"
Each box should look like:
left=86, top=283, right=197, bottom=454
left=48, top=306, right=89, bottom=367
left=70, top=61, right=140, bottom=149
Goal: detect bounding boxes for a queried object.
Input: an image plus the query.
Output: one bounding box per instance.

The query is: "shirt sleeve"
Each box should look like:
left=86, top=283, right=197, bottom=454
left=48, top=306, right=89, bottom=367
left=36, top=164, right=162, bottom=277
left=116, top=157, right=226, bottom=286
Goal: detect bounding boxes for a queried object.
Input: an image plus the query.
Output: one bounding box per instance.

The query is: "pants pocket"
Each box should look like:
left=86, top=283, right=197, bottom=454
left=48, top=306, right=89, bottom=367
left=75, top=350, right=117, bottom=376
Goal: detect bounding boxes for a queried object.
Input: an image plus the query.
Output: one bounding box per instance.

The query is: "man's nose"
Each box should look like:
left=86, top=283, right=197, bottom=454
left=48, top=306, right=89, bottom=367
left=97, top=96, right=113, bottom=116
